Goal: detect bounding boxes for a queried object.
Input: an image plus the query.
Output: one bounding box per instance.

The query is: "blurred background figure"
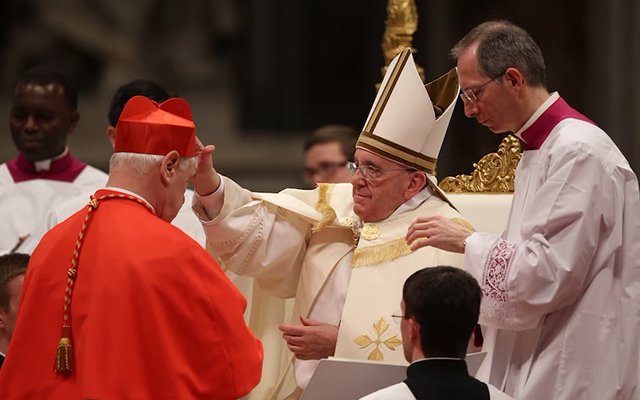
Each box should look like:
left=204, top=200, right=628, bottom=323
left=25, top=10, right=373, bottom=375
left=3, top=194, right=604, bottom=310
left=0, top=66, right=106, bottom=254
left=303, top=124, right=359, bottom=187
left=0, top=253, right=29, bottom=370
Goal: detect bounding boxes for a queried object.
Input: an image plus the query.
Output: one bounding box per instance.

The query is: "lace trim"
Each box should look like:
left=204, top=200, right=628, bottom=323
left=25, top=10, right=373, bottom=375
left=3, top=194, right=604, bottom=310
left=481, top=239, right=518, bottom=320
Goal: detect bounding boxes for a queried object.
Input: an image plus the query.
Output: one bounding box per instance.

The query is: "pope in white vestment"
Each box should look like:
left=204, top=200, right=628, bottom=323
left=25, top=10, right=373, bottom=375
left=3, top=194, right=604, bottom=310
left=192, top=49, right=471, bottom=399
left=194, top=178, right=466, bottom=398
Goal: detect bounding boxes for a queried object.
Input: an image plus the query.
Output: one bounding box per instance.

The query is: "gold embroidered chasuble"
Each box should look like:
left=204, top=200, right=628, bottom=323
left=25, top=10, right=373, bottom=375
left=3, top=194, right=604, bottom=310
left=198, top=177, right=466, bottom=399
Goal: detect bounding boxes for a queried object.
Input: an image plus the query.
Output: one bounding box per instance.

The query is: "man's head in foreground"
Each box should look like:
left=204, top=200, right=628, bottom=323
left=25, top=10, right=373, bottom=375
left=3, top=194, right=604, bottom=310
left=0, top=253, right=29, bottom=354
left=107, top=96, right=197, bottom=223
left=10, top=67, right=79, bottom=162
left=399, top=266, right=481, bottom=362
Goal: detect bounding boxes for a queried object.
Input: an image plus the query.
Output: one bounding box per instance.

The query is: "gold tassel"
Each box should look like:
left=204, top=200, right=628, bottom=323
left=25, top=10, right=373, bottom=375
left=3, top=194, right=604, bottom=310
left=311, top=183, right=337, bottom=233
left=55, top=337, right=73, bottom=373
left=55, top=327, right=73, bottom=373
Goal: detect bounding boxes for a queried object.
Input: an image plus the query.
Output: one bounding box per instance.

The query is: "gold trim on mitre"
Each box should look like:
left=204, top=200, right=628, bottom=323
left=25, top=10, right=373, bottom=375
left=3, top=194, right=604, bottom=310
left=357, top=131, right=437, bottom=174
left=364, top=48, right=412, bottom=134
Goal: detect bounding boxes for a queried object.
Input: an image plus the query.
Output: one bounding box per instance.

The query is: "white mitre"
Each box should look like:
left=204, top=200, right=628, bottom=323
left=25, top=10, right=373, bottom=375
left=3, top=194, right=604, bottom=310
left=357, top=47, right=459, bottom=207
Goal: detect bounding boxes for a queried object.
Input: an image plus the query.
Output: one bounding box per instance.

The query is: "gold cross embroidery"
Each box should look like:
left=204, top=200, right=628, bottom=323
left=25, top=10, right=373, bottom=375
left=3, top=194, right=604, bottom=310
left=353, top=317, right=402, bottom=361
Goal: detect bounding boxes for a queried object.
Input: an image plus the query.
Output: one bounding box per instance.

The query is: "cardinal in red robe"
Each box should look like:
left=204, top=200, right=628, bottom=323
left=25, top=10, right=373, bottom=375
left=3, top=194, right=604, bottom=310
left=0, top=96, right=263, bottom=400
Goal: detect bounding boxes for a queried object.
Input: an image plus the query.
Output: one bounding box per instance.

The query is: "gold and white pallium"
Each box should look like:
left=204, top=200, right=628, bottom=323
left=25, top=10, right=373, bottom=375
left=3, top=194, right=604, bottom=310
left=353, top=317, right=403, bottom=361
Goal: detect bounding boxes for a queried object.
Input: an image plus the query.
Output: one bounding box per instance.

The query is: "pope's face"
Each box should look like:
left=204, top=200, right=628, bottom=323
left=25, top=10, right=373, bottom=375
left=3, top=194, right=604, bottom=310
left=10, top=82, right=78, bottom=161
left=351, top=149, right=413, bottom=223
left=457, top=44, right=517, bottom=134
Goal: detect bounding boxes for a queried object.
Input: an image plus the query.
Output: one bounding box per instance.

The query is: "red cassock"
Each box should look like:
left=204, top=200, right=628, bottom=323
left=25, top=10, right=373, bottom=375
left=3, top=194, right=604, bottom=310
left=0, top=189, right=263, bottom=400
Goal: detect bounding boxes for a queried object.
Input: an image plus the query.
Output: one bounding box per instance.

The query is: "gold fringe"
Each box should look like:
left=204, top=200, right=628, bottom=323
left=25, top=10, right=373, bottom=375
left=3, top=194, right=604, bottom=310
left=54, top=337, right=73, bottom=373
left=351, top=237, right=412, bottom=268
left=311, top=183, right=337, bottom=234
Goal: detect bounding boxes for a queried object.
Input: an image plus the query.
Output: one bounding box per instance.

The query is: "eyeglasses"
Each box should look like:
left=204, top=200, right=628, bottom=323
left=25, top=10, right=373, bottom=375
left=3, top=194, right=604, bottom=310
left=391, top=314, right=408, bottom=324
left=304, top=161, right=348, bottom=179
left=346, top=161, right=414, bottom=181
left=459, top=72, right=505, bottom=104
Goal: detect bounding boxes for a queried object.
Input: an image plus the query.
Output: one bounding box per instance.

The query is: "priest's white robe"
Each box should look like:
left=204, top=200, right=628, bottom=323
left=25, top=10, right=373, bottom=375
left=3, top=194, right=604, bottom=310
left=465, top=94, right=640, bottom=400
left=193, top=178, right=466, bottom=400
left=0, top=153, right=107, bottom=254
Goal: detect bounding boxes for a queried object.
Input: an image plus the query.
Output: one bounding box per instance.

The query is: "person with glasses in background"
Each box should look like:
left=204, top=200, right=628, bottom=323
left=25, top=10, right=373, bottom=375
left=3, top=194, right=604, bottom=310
left=303, top=125, right=359, bottom=187
left=360, top=266, right=511, bottom=400
left=406, top=21, right=640, bottom=400
left=190, top=48, right=473, bottom=400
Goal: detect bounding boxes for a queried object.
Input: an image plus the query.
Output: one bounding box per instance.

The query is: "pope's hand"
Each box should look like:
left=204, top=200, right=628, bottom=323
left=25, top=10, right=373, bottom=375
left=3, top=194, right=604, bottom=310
left=279, top=317, right=339, bottom=360
left=406, top=215, right=472, bottom=253
left=191, top=137, right=220, bottom=196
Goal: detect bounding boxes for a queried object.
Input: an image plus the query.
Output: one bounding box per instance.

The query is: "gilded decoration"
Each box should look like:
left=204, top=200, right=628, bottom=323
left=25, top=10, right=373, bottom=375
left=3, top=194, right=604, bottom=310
left=379, top=0, right=424, bottom=84
left=439, top=135, right=522, bottom=193
left=353, top=317, right=403, bottom=361
left=360, top=224, right=381, bottom=241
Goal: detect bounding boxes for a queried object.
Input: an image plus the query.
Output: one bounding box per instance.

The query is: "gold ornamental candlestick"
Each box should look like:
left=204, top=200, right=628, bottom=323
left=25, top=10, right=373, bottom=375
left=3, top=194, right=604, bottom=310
left=380, top=0, right=425, bottom=83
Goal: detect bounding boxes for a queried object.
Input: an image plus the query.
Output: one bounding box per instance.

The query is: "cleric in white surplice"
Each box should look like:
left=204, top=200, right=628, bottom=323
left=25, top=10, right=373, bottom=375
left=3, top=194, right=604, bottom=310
left=406, top=21, right=640, bottom=400
left=0, top=67, right=107, bottom=254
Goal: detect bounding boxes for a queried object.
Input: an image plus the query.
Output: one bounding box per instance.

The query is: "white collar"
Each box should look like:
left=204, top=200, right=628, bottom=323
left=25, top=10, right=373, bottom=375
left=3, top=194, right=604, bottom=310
left=34, top=147, right=69, bottom=173
left=0, top=350, right=5, bottom=358
left=391, top=182, right=434, bottom=217
left=514, top=92, right=560, bottom=141
left=104, top=187, right=156, bottom=212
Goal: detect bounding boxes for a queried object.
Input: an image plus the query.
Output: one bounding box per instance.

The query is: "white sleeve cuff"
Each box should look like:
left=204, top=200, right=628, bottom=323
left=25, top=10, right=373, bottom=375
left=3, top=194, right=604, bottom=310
left=193, top=175, right=225, bottom=222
